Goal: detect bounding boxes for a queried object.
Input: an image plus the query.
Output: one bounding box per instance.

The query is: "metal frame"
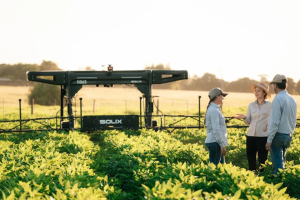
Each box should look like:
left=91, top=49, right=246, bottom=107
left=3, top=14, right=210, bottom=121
left=26, top=69, right=188, bottom=129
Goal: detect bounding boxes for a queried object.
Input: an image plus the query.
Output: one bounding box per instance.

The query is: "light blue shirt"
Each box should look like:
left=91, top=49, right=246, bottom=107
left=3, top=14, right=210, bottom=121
left=267, top=90, right=297, bottom=143
left=205, top=103, right=228, bottom=147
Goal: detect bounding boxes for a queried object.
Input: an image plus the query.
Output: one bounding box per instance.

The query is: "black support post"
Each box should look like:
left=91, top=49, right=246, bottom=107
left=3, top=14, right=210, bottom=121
left=60, top=85, right=65, bottom=124
left=139, top=97, right=142, bottom=128
left=19, top=99, right=22, bottom=130
left=198, top=96, right=201, bottom=129
left=80, top=98, right=83, bottom=129
left=67, top=72, right=74, bottom=130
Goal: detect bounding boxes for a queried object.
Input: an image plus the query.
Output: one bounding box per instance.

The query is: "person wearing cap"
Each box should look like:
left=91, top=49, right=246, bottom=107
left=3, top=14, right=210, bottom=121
left=235, top=83, right=272, bottom=172
left=205, top=88, right=228, bottom=166
left=265, top=74, right=297, bottom=174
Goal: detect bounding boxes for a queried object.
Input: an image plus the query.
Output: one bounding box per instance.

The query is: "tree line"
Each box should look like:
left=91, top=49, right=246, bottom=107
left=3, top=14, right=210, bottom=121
left=146, top=64, right=300, bottom=95
left=0, top=60, right=60, bottom=81
left=1, top=61, right=300, bottom=105
left=0, top=61, right=61, bottom=105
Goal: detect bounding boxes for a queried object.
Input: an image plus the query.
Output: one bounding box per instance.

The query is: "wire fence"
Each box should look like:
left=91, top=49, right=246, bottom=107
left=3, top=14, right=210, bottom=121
left=0, top=97, right=201, bottom=119
left=1, top=97, right=300, bottom=132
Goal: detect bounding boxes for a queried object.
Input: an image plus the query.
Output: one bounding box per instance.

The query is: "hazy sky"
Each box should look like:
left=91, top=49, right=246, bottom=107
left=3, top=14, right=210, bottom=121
left=1, top=0, right=300, bottom=82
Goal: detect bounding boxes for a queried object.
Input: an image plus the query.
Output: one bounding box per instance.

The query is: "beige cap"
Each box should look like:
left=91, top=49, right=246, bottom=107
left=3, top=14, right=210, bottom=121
left=270, top=74, right=287, bottom=84
left=250, top=82, right=271, bottom=99
left=208, top=88, right=228, bottom=100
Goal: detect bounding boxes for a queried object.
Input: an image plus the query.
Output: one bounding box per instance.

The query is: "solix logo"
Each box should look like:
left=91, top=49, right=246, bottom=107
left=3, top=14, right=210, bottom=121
left=100, top=119, right=122, bottom=125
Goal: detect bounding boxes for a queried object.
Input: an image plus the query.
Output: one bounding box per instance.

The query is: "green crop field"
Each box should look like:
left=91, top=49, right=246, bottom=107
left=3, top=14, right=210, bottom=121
left=1, top=85, right=300, bottom=199
left=1, top=127, right=300, bottom=199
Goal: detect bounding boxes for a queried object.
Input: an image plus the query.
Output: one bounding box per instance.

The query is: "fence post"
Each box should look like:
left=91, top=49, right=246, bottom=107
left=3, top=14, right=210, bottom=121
left=19, top=99, right=22, bottom=130
left=31, top=98, right=34, bottom=114
left=93, top=99, right=96, bottom=113
left=74, top=98, right=76, bottom=126
left=198, top=96, right=201, bottom=129
left=156, top=99, right=159, bottom=115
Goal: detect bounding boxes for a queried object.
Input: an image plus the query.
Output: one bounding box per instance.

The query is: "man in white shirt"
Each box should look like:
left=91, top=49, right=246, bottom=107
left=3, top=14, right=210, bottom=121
left=265, top=74, right=297, bottom=174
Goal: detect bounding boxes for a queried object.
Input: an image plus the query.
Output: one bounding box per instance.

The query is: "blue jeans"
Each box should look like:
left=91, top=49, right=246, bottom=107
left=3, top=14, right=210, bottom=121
left=270, top=133, right=292, bottom=174
left=205, top=142, right=225, bottom=166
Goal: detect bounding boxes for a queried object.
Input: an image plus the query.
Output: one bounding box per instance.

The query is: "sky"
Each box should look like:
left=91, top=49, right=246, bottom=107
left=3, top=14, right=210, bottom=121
left=1, top=0, right=300, bottom=82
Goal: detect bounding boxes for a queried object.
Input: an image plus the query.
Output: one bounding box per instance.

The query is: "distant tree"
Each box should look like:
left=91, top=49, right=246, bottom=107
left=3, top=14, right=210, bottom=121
left=286, top=77, right=296, bottom=95
left=144, top=63, right=171, bottom=70
left=220, top=79, right=228, bottom=91
left=40, top=60, right=60, bottom=71
left=180, top=75, right=196, bottom=90
left=188, top=73, right=222, bottom=91
left=28, top=83, right=60, bottom=105
left=0, top=64, right=13, bottom=79
left=258, top=74, right=268, bottom=84
left=225, top=77, right=258, bottom=93
left=201, top=73, right=220, bottom=90
left=296, top=79, right=300, bottom=95
left=0, top=63, right=39, bottom=80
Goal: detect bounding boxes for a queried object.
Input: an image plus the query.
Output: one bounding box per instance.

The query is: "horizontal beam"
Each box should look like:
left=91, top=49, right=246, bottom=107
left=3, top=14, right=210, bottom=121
left=26, top=70, right=188, bottom=85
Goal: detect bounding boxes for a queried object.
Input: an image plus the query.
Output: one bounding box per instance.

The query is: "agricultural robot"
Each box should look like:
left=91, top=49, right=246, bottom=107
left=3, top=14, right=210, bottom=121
left=26, top=66, right=188, bottom=131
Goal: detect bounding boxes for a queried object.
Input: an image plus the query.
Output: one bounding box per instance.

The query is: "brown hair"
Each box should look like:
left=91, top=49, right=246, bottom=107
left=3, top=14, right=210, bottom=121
left=204, top=96, right=217, bottom=125
left=263, top=90, right=267, bottom=99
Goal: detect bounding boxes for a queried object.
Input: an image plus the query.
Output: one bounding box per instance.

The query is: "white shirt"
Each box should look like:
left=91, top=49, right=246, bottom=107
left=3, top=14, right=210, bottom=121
left=205, top=103, right=228, bottom=147
left=267, top=90, right=297, bottom=143
left=244, top=100, right=272, bottom=137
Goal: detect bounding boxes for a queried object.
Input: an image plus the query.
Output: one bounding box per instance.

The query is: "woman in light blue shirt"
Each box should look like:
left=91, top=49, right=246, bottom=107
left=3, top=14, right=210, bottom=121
left=205, top=88, right=229, bottom=166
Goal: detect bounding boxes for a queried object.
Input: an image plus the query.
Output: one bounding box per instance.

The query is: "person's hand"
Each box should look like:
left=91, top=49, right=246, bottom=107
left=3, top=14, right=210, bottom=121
left=265, top=143, right=271, bottom=151
left=234, top=114, right=246, bottom=120
left=264, top=125, right=268, bottom=132
left=221, top=147, right=226, bottom=156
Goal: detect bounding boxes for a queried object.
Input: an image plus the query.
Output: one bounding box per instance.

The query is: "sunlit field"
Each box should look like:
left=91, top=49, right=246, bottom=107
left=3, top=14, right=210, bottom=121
left=2, top=85, right=300, bottom=119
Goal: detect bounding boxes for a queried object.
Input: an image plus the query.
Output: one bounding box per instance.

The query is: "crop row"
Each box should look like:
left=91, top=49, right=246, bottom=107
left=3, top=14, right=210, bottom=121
left=1, top=127, right=300, bottom=199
